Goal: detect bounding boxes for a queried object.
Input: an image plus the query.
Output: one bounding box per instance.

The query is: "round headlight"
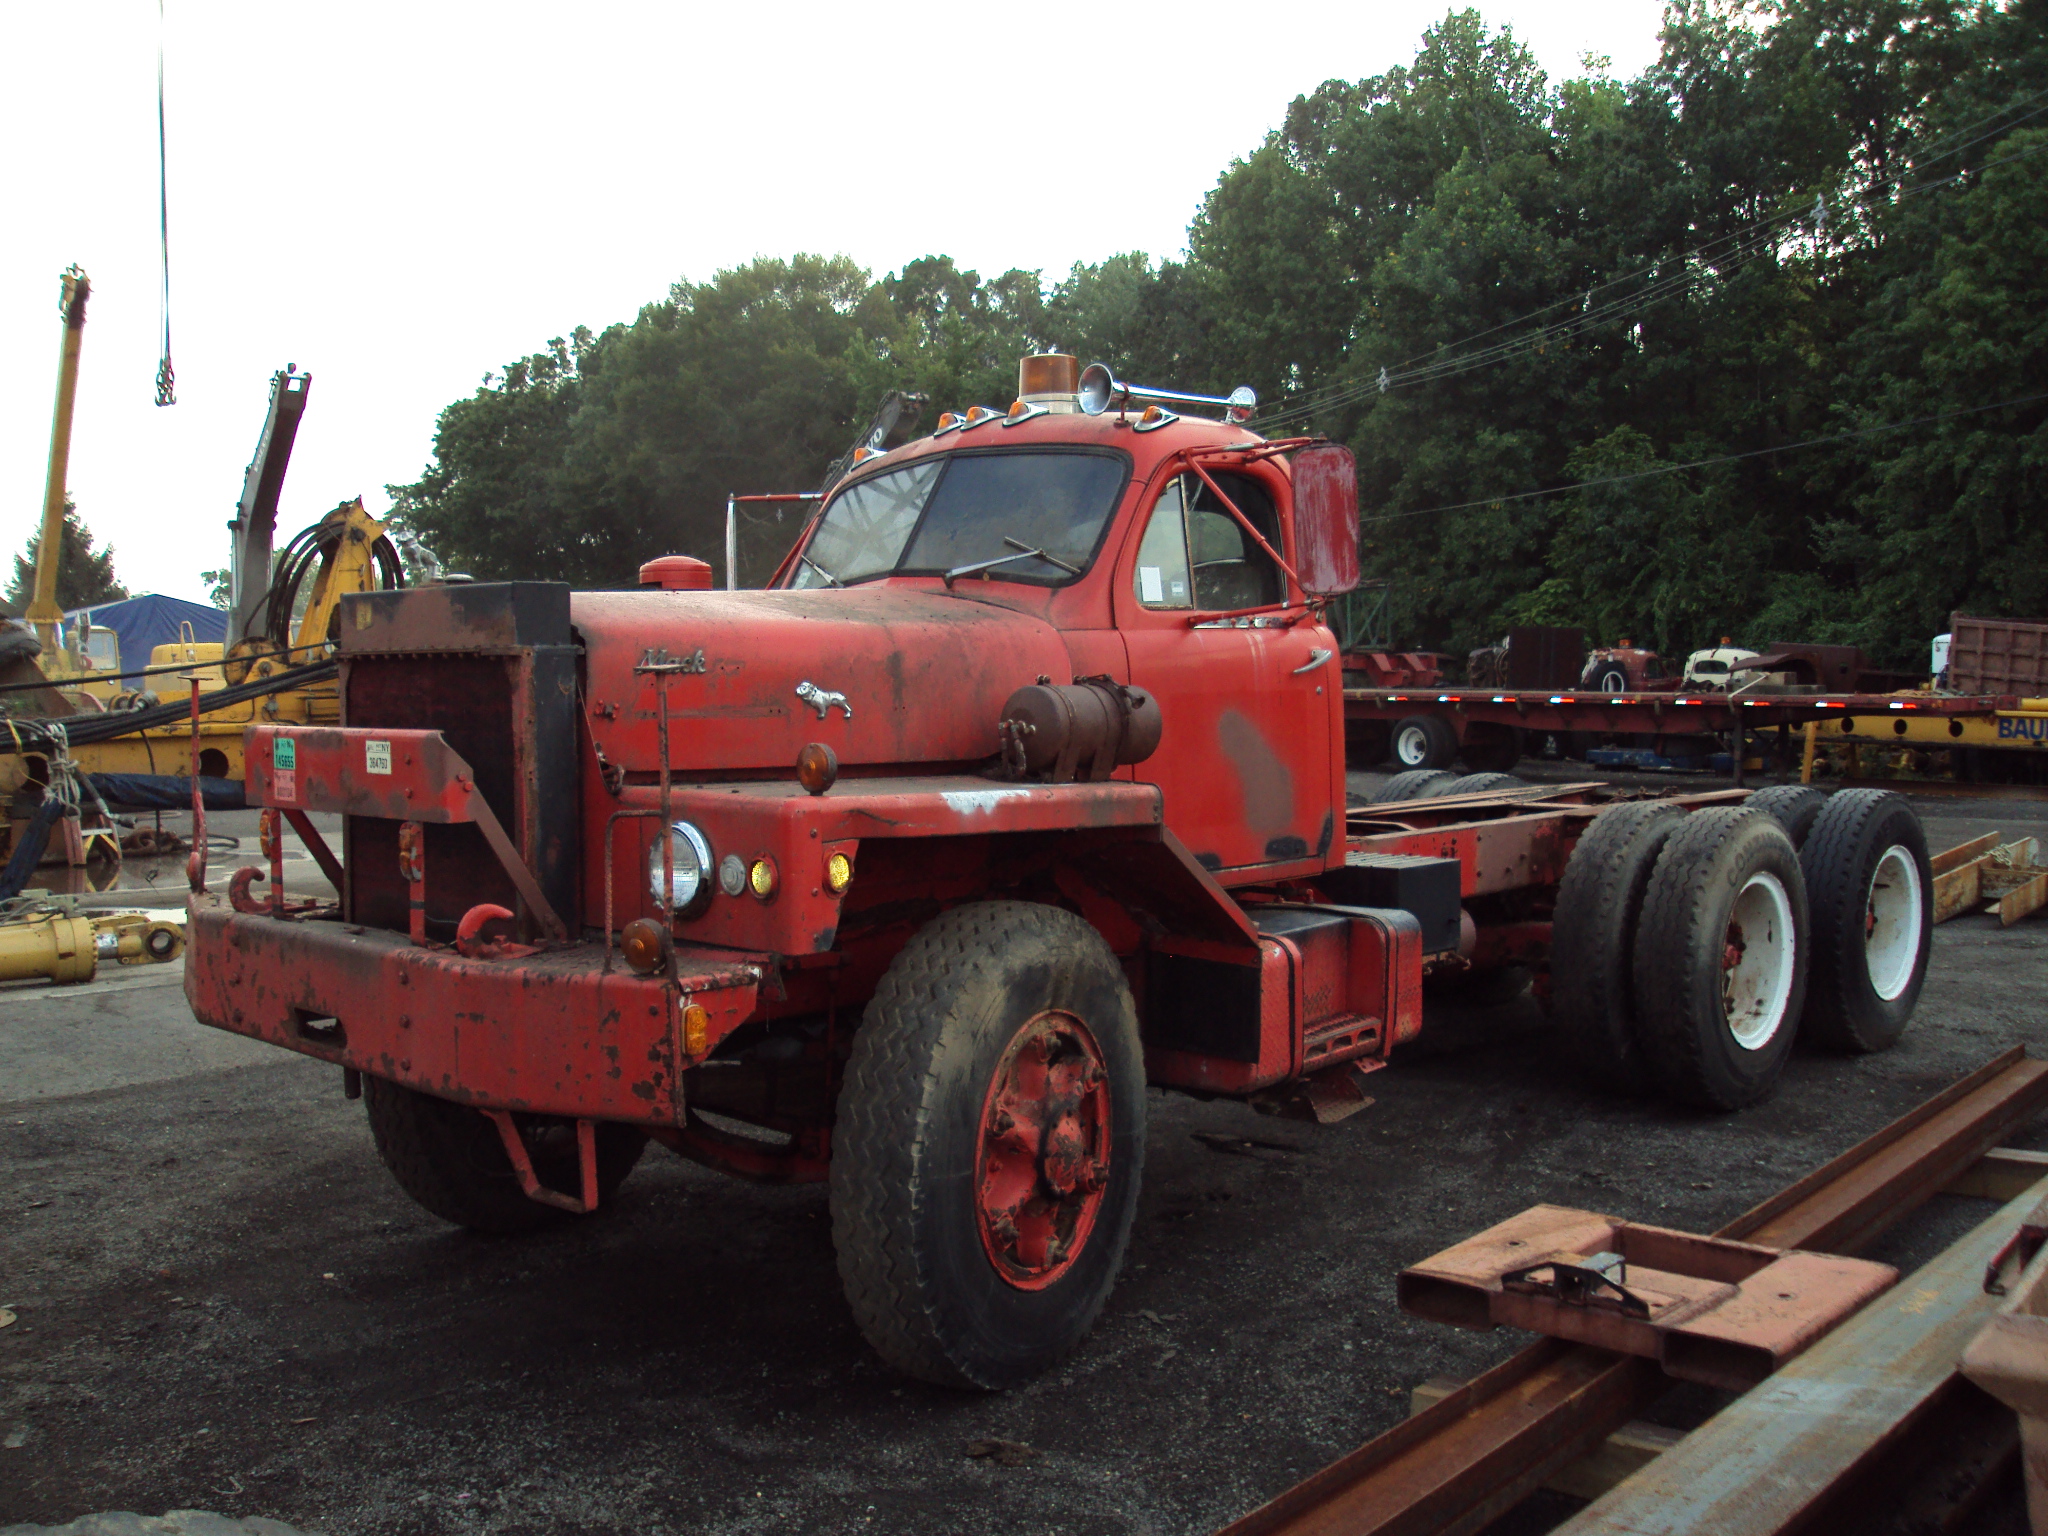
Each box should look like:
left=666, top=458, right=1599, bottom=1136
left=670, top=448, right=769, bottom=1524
left=649, top=821, right=714, bottom=916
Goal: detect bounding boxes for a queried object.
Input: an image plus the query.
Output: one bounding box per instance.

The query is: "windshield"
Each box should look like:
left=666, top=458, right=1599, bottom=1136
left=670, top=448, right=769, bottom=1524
left=788, top=450, right=1128, bottom=589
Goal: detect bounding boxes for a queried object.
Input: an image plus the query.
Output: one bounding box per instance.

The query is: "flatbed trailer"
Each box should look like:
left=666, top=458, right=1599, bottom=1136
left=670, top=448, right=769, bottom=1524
left=1345, top=686, right=2005, bottom=775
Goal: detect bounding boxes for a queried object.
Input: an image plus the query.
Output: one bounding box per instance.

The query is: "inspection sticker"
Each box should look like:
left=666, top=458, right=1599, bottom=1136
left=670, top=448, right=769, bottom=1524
left=273, top=736, right=296, bottom=803
left=365, top=738, right=393, bottom=775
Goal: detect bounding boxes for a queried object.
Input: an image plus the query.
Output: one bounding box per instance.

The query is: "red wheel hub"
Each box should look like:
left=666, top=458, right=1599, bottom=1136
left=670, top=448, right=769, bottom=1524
left=975, top=1010, right=1112, bottom=1290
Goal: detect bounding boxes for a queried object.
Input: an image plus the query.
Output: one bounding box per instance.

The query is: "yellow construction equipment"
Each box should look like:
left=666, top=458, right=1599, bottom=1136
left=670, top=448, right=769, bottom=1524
left=23, top=267, right=90, bottom=665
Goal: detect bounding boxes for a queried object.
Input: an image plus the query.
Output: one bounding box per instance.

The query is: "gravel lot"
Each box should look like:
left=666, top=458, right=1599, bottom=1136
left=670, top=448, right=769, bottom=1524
left=3, top=778, right=2045, bottom=1535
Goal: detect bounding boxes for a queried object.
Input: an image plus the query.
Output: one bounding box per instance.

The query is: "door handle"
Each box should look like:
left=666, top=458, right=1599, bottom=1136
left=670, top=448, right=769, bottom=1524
left=1292, top=647, right=1334, bottom=675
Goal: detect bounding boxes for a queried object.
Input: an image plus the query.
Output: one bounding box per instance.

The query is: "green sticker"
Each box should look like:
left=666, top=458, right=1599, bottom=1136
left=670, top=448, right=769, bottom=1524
left=274, top=736, right=296, bottom=770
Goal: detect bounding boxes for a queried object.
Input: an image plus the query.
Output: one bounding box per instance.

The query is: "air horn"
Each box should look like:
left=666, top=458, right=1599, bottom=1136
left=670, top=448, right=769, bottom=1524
left=1077, top=362, right=1257, bottom=424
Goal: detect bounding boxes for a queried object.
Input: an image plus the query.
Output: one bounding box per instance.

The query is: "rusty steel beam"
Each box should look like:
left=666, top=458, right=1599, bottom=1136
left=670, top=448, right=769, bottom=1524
left=1553, top=1170, right=2048, bottom=1535
left=1214, top=1048, right=2048, bottom=1536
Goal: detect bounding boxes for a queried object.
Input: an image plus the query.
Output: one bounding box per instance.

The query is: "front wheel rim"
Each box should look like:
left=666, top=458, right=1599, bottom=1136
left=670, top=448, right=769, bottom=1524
left=975, top=1010, right=1112, bottom=1291
left=1723, top=871, right=1796, bottom=1051
left=1865, top=846, right=1923, bottom=1001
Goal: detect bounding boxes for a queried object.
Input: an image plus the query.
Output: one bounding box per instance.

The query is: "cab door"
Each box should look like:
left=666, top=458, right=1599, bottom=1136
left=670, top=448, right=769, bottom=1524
left=1115, top=462, right=1339, bottom=876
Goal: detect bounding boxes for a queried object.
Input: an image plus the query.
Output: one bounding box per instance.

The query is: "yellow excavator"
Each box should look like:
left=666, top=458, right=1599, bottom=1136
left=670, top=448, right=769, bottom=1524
left=2, top=267, right=404, bottom=885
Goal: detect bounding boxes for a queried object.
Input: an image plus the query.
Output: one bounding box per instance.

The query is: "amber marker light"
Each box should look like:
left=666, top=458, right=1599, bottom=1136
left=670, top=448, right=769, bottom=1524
left=749, top=856, right=779, bottom=900
left=682, top=1002, right=712, bottom=1057
left=620, top=917, right=670, bottom=975
left=826, top=851, right=854, bottom=894
left=797, top=741, right=839, bottom=795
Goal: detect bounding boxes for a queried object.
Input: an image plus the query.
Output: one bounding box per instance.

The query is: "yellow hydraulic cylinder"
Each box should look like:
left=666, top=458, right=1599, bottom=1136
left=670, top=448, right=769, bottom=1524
left=27, top=267, right=91, bottom=656
left=0, top=912, right=97, bottom=984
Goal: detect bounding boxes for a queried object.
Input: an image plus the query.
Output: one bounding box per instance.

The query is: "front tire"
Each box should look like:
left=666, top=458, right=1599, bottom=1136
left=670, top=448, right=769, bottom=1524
left=1799, top=789, right=1932, bottom=1053
left=1633, top=809, right=1809, bottom=1110
left=831, top=901, right=1145, bottom=1389
left=362, top=1078, right=647, bottom=1235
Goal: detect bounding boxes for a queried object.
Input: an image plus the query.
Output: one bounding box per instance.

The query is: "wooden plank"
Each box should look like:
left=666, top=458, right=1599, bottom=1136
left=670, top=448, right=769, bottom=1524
left=1945, top=1147, right=2048, bottom=1203
left=1933, top=831, right=2003, bottom=875
left=1996, top=870, right=2048, bottom=927
left=1407, top=1377, right=1686, bottom=1501
left=1933, top=859, right=1986, bottom=924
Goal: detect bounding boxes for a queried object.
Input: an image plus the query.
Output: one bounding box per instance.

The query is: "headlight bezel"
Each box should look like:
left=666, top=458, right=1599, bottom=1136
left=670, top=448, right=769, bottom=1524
left=648, top=820, right=716, bottom=918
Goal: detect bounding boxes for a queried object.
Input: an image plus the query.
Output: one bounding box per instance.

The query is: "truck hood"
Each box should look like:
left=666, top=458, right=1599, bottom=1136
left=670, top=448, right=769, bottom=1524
left=573, top=587, right=1078, bottom=774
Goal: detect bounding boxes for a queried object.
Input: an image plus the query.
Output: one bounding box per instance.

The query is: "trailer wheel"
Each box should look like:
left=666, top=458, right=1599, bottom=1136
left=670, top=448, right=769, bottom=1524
left=1372, top=769, right=1458, bottom=804
left=361, top=1078, right=647, bottom=1235
left=1550, top=801, right=1685, bottom=1094
left=1633, top=809, right=1809, bottom=1110
left=1799, top=789, right=1932, bottom=1053
left=1391, top=715, right=1458, bottom=769
left=832, top=900, right=1144, bottom=1389
left=1744, top=784, right=1828, bottom=849
left=1440, top=772, right=1523, bottom=796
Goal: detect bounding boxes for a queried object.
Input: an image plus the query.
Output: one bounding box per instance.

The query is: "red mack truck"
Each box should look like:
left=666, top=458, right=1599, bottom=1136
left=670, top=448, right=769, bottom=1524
left=185, top=354, right=1937, bottom=1388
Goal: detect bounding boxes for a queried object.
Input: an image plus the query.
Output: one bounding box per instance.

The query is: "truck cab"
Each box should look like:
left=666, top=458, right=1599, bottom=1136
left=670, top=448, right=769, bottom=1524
left=184, top=354, right=1928, bottom=1392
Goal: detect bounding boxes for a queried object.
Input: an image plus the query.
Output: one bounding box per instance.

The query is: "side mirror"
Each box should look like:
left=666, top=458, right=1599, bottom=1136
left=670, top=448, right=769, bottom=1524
left=1290, top=443, right=1360, bottom=596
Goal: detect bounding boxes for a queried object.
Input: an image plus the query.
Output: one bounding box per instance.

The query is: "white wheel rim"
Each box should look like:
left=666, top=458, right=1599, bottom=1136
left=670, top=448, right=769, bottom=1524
left=1723, top=871, right=1796, bottom=1051
left=1864, top=846, right=1923, bottom=1002
left=1395, top=728, right=1428, bottom=767
left=1601, top=673, right=1625, bottom=693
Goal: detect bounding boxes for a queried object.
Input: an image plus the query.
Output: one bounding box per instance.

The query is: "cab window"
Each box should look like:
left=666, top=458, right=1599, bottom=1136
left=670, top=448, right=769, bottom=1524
left=1131, top=471, right=1283, bottom=612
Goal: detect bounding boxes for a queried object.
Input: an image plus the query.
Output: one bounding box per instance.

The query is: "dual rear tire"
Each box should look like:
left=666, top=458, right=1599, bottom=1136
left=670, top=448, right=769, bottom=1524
left=1551, top=790, right=1931, bottom=1109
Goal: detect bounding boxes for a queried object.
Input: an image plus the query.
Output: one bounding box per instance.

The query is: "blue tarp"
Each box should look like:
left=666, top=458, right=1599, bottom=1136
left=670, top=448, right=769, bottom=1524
left=88, top=773, right=247, bottom=810
left=66, top=593, right=228, bottom=672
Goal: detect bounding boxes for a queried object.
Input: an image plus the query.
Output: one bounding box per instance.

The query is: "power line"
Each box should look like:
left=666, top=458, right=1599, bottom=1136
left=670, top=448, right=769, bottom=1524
left=1252, top=82, right=2048, bottom=429
left=1358, top=388, right=2048, bottom=526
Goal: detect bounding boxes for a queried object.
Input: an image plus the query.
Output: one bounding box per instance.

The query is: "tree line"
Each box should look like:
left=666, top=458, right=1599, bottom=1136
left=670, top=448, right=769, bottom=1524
left=389, top=0, right=2048, bottom=670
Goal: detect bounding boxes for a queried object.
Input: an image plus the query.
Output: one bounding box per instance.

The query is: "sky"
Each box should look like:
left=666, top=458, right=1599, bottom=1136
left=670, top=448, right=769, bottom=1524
left=0, top=0, right=1667, bottom=608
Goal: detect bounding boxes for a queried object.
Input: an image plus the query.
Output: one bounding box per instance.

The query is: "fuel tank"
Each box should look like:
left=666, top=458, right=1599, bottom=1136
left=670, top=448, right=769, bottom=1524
left=574, top=587, right=1079, bottom=774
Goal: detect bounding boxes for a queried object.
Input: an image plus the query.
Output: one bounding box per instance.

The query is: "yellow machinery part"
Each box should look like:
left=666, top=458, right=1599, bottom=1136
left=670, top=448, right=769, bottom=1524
left=0, top=912, right=97, bottom=984
left=0, top=910, right=184, bottom=985
left=1826, top=703, right=2048, bottom=752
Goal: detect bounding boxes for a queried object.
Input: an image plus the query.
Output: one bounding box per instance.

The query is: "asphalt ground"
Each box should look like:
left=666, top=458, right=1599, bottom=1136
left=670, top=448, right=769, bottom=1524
left=3, top=775, right=2045, bottom=1535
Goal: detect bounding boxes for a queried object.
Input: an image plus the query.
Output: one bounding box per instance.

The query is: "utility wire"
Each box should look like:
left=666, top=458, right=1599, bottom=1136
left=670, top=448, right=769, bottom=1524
left=1358, top=388, right=2048, bottom=526
left=153, top=0, right=175, bottom=407
left=1253, top=82, right=2048, bottom=429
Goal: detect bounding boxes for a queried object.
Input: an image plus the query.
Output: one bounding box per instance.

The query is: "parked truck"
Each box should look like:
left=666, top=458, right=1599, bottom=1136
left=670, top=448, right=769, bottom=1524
left=183, top=355, right=1938, bottom=1389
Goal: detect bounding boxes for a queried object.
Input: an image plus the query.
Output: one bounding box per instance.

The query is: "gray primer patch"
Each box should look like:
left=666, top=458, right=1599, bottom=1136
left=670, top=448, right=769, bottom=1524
left=1217, top=708, right=1296, bottom=839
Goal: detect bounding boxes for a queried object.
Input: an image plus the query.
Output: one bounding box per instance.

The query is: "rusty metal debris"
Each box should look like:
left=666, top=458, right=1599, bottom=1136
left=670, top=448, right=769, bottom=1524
left=1553, top=1168, right=2048, bottom=1534
left=1398, top=1205, right=1896, bottom=1390
left=1213, top=1048, right=2048, bottom=1536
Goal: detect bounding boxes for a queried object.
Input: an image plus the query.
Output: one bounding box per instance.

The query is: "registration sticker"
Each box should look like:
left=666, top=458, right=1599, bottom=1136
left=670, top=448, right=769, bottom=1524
left=366, top=738, right=393, bottom=775
left=273, top=735, right=296, bottom=803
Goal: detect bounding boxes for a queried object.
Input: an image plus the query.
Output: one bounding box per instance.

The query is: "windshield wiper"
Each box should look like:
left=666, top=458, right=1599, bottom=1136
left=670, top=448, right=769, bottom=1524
left=797, top=552, right=843, bottom=587
left=943, top=537, right=1082, bottom=588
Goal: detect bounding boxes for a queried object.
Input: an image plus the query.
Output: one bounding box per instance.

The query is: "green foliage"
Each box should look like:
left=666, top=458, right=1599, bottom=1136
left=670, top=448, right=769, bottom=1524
left=392, top=0, right=2048, bottom=666
left=6, top=502, right=129, bottom=610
